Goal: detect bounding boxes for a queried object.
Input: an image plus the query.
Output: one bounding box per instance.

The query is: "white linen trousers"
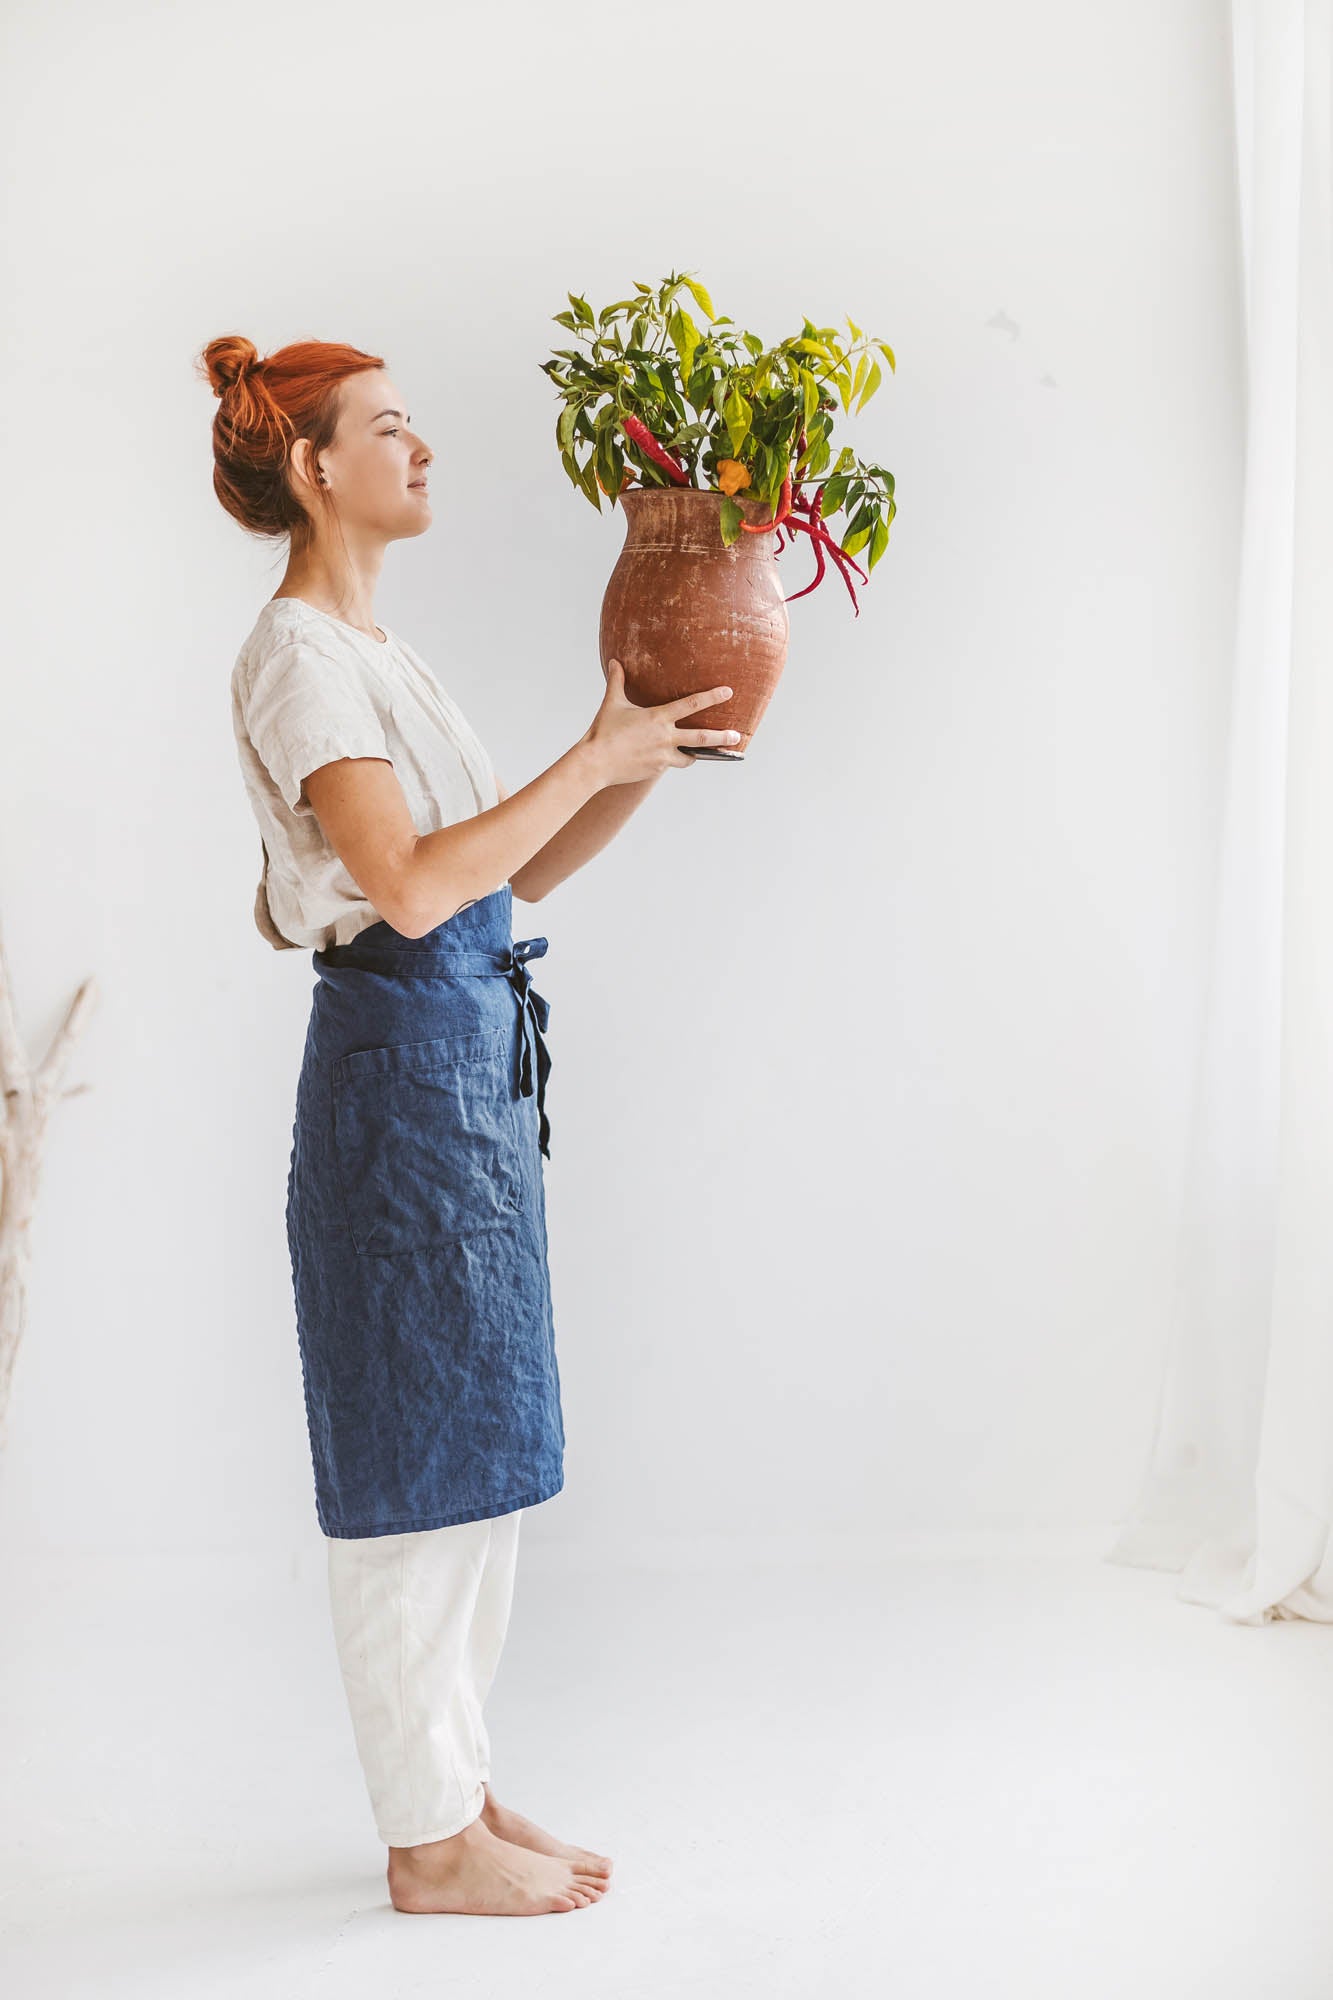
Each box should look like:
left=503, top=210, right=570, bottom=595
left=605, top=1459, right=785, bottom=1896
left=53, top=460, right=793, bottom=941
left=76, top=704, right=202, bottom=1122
left=326, top=1507, right=522, bottom=1845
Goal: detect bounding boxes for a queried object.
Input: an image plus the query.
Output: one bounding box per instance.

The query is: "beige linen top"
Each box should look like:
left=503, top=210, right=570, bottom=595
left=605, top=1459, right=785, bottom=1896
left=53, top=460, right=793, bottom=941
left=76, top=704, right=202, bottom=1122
left=230, top=597, right=500, bottom=952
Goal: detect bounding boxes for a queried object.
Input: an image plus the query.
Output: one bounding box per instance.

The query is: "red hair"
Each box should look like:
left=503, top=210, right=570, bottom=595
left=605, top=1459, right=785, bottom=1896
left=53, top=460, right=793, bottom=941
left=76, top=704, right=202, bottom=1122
left=198, top=334, right=386, bottom=556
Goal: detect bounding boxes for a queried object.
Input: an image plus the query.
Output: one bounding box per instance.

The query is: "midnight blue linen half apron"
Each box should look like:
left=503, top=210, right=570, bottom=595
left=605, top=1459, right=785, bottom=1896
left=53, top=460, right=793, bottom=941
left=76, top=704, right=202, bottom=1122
left=285, top=882, right=564, bottom=1538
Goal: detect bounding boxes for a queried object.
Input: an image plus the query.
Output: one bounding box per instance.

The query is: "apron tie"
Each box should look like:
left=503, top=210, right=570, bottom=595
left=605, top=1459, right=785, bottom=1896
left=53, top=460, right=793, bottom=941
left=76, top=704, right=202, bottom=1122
left=503, top=937, right=553, bottom=1160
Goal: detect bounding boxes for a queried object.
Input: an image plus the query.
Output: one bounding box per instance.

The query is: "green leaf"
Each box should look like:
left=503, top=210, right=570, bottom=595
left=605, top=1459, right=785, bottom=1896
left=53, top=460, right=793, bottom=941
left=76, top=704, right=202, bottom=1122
left=657, top=379, right=688, bottom=427
left=567, top=292, right=595, bottom=327
left=719, top=495, right=743, bottom=545
left=724, top=384, right=751, bottom=454
left=681, top=275, right=716, bottom=321
left=669, top=307, right=700, bottom=390
left=875, top=340, right=896, bottom=372
left=847, top=316, right=864, bottom=341
left=557, top=404, right=578, bottom=455
left=842, top=524, right=872, bottom=557
left=577, top=453, right=602, bottom=510
left=856, top=358, right=882, bottom=412
left=868, top=516, right=890, bottom=569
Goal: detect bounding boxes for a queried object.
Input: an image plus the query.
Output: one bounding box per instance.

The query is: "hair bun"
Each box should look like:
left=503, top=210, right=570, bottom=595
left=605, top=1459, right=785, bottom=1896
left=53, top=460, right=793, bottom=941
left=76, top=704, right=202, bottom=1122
left=208, top=335, right=259, bottom=397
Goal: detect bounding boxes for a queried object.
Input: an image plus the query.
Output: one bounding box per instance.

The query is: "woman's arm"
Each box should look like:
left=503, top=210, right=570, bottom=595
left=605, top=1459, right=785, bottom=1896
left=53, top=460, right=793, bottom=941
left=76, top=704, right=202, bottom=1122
left=298, top=667, right=731, bottom=932
left=497, top=768, right=666, bottom=902
left=304, top=746, right=605, bottom=936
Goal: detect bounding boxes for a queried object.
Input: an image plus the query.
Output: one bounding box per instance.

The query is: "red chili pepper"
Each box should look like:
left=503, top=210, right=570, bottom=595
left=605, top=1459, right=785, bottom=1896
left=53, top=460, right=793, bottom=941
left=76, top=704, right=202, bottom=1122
left=823, top=541, right=862, bottom=615
left=740, top=470, right=793, bottom=533
left=784, top=488, right=866, bottom=614
left=621, top=412, right=690, bottom=486
left=798, top=491, right=869, bottom=583
left=785, top=484, right=827, bottom=603
left=785, top=534, right=826, bottom=604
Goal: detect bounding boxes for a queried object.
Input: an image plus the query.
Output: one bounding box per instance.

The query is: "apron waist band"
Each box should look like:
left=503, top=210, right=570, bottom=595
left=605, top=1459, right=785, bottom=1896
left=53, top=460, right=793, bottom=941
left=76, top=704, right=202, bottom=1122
left=320, top=936, right=553, bottom=1160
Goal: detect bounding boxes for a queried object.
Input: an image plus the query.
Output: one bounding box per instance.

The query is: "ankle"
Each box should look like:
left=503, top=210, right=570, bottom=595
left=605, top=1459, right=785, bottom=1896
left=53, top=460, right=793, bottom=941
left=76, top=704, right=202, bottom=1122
left=389, top=1815, right=489, bottom=1864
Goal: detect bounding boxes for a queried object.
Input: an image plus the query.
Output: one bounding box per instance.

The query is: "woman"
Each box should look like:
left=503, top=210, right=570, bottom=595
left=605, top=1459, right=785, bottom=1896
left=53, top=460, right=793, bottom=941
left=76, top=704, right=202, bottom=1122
left=205, top=334, right=740, bottom=1917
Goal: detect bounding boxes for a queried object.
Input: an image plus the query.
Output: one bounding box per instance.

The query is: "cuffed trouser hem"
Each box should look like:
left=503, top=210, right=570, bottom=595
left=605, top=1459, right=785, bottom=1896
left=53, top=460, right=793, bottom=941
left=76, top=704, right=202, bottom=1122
left=380, top=1780, right=488, bottom=1848
left=327, top=1512, right=521, bottom=1852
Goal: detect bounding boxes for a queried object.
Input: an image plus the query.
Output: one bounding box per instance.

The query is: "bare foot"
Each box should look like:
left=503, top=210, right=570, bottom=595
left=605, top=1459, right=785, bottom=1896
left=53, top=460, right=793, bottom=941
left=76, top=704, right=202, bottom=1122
left=480, top=1785, right=613, bottom=1878
left=387, top=1814, right=608, bottom=1916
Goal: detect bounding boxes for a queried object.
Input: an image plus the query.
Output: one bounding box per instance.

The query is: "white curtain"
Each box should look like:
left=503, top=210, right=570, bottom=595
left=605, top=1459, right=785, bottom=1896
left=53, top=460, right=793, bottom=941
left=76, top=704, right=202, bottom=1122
left=1106, top=0, right=1333, bottom=1624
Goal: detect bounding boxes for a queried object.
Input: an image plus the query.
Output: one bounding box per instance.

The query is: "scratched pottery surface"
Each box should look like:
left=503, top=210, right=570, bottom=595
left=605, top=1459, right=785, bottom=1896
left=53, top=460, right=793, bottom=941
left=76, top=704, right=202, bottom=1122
left=598, top=487, right=790, bottom=757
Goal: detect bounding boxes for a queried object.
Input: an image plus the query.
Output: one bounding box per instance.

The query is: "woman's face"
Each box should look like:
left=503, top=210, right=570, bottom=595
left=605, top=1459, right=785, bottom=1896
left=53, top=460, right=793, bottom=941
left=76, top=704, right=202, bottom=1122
left=305, top=368, right=433, bottom=541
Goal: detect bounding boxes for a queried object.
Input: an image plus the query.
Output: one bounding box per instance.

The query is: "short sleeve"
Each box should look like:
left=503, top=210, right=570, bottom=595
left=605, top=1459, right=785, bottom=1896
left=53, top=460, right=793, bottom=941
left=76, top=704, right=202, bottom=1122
left=240, top=638, right=393, bottom=815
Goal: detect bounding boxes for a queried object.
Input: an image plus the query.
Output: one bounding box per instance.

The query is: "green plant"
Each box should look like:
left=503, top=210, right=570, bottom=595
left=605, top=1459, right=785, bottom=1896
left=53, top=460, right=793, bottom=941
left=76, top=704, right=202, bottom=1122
left=539, top=268, right=898, bottom=614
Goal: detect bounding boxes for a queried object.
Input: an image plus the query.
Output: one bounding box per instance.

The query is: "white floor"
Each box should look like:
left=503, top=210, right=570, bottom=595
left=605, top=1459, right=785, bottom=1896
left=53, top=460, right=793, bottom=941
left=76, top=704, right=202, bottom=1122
left=3, top=1527, right=1332, bottom=1999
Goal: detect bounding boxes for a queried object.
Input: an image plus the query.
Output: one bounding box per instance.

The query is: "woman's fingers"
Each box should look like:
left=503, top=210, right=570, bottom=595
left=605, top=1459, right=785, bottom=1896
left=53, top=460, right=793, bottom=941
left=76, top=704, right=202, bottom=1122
left=607, top=663, right=733, bottom=718
left=664, top=682, right=733, bottom=715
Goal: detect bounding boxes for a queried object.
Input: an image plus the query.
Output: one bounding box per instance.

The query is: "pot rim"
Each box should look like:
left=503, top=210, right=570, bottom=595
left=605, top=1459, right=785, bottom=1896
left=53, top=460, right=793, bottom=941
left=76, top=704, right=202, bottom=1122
left=617, top=484, right=777, bottom=517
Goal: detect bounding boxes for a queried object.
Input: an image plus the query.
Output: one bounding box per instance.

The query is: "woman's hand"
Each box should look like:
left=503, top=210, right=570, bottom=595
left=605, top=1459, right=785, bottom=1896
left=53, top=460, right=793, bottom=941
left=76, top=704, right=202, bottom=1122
left=580, top=658, right=740, bottom=785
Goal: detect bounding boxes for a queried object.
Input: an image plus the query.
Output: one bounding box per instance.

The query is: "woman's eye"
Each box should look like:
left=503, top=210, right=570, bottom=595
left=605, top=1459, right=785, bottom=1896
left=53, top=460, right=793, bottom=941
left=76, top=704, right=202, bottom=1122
left=382, top=427, right=399, bottom=437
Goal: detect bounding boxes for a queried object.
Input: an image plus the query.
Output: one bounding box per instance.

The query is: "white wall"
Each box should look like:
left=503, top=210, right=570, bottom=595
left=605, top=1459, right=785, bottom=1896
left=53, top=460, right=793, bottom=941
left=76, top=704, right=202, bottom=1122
left=0, top=0, right=1242, bottom=1555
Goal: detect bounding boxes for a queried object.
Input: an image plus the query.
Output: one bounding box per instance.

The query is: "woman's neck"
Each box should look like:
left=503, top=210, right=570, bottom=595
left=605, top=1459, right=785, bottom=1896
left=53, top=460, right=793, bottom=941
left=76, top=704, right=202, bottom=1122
left=272, top=555, right=385, bottom=642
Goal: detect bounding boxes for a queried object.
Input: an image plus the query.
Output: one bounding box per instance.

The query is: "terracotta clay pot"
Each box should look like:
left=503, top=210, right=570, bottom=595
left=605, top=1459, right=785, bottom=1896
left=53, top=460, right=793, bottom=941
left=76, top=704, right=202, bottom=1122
left=598, top=486, right=790, bottom=760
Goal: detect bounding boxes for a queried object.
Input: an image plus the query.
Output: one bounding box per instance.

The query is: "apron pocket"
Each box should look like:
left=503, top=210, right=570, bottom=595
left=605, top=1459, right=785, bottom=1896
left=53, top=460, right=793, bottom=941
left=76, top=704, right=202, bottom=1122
left=332, top=1025, right=525, bottom=1255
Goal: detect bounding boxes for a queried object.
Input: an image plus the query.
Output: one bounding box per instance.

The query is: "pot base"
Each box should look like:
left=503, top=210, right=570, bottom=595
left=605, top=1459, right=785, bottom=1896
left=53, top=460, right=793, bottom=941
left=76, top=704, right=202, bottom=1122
left=680, top=746, right=746, bottom=760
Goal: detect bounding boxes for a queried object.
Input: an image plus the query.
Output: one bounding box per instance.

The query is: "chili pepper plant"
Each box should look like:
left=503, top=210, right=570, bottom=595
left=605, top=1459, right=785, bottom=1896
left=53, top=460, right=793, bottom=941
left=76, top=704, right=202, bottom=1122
left=539, top=269, right=897, bottom=614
